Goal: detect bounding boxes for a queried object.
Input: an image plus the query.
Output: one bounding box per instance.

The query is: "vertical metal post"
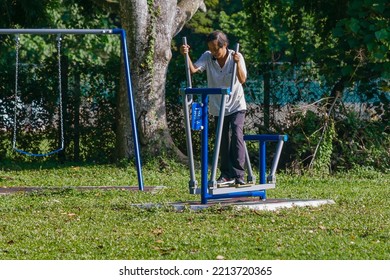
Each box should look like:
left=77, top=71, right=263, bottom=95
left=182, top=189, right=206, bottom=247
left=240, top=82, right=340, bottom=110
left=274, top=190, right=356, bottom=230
left=232, top=43, right=253, bottom=183
left=201, top=93, right=209, bottom=204
left=182, top=37, right=192, bottom=88
left=268, top=139, right=285, bottom=183
left=244, top=142, right=255, bottom=183
left=182, top=37, right=197, bottom=193
left=259, top=140, right=266, bottom=184
left=230, top=43, right=239, bottom=89
left=209, top=94, right=228, bottom=186
left=115, top=29, right=144, bottom=191
left=259, top=140, right=267, bottom=199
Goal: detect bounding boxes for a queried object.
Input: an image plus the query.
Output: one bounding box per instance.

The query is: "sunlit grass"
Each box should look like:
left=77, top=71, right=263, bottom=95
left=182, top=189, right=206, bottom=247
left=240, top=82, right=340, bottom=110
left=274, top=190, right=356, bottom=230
left=0, top=161, right=389, bottom=260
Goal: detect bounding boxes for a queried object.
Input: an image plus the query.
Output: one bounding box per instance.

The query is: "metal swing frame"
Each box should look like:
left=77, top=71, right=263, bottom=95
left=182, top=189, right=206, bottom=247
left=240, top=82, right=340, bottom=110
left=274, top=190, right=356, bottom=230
left=0, top=28, right=144, bottom=191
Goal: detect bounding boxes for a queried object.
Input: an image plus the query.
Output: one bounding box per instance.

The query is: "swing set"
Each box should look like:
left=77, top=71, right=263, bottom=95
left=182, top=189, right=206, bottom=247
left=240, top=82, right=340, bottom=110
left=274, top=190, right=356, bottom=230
left=0, top=28, right=144, bottom=190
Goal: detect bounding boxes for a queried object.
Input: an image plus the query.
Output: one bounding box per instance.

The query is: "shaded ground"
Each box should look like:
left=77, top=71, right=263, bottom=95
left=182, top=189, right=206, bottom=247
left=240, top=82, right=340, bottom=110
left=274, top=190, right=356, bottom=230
left=0, top=186, right=161, bottom=195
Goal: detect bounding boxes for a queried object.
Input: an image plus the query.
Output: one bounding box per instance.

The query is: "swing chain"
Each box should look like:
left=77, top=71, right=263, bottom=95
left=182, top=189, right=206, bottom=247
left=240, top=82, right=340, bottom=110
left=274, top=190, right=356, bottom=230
left=57, top=34, right=64, bottom=149
left=12, top=36, right=20, bottom=149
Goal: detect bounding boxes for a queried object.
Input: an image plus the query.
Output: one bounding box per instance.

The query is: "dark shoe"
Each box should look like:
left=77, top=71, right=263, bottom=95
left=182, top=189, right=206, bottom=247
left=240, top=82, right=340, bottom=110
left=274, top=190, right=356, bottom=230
left=216, top=176, right=235, bottom=186
left=235, top=177, right=246, bottom=185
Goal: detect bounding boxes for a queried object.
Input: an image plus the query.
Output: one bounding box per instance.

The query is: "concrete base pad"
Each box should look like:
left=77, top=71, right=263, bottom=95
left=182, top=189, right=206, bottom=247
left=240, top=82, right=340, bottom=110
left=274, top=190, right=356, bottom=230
left=133, top=197, right=335, bottom=212
left=1, top=187, right=335, bottom=212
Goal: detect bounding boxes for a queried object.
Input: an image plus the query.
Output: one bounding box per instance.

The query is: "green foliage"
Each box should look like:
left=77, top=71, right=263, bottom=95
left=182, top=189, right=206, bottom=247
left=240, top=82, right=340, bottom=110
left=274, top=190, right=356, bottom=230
left=283, top=110, right=322, bottom=169
left=185, top=0, right=218, bottom=34
left=333, top=109, right=390, bottom=172
left=283, top=110, right=337, bottom=175
left=270, top=99, right=390, bottom=173
left=332, top=0, right=390, bottom=80
left=0, top=0, right=52, bottom=27
left=242, top=0, right=325, bottom=65
left=313, top=118, right=335, bottom=173
left=243, top=0, right=389, bottom=84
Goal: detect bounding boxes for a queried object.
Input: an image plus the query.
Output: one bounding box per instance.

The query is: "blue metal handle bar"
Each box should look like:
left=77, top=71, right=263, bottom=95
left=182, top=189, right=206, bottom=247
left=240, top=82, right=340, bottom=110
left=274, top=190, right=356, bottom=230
left=244, top=134, right=288, bottom=142
left=180, top=88, right=231, bottom=95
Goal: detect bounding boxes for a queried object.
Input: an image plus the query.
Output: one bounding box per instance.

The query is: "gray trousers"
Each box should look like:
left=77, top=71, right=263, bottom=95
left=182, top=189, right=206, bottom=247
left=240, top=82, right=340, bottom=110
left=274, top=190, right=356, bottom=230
left=215, top=110, right=246, bottom=179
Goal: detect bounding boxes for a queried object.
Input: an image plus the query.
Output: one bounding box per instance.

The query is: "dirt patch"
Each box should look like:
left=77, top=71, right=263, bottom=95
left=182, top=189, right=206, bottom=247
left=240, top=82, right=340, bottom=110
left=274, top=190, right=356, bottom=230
left=0, top=186, right=163, bottom=195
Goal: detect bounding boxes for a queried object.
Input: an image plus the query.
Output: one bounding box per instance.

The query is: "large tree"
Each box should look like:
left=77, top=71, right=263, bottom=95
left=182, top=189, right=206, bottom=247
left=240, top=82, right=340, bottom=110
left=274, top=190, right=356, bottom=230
left=116, top=0, right=206, bottom=160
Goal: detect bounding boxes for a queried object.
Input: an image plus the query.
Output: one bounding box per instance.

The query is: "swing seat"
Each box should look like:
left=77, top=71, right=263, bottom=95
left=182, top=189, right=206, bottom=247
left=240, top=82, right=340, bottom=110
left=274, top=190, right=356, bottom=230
left=13, top=147, right=64, bottom=157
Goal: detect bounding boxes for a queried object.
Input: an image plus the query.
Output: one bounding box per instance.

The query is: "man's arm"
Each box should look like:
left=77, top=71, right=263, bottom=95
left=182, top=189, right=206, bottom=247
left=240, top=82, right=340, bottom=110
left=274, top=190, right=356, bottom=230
left=233, top=52, right=247, bottom=84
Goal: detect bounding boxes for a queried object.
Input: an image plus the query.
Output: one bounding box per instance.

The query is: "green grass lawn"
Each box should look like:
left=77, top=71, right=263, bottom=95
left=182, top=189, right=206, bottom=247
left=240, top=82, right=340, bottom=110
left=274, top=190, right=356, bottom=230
left=0, top=160, right=389, bottom=260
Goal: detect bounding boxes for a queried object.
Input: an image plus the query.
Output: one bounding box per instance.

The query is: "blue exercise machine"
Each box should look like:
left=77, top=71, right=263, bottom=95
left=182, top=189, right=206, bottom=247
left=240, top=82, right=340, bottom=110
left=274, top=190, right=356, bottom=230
left=180, top=37, right=287, bottom=204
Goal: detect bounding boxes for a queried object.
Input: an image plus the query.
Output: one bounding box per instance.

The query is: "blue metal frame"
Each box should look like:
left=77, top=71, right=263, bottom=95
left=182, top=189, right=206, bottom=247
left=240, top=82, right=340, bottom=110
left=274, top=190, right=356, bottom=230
left=0, top=28, right=144, bottom=191
left=244, top=134, right=288, bottom=184
left=113, top=29, right=144, bottom=191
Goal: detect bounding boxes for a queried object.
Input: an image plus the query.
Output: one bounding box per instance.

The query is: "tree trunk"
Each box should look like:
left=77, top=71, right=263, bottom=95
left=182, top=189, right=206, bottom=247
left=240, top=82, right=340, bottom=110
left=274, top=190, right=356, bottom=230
left=116, top=0, right=205, bottom=160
